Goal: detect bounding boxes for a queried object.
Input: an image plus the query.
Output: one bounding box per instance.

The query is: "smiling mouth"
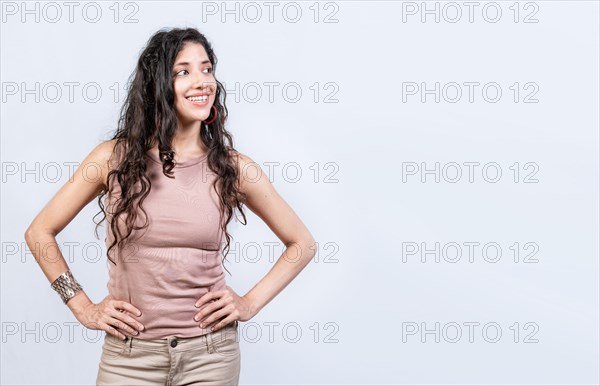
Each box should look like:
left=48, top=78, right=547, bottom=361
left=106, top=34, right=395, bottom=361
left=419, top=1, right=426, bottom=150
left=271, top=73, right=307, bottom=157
left=186, top=95, right=209, bottom=103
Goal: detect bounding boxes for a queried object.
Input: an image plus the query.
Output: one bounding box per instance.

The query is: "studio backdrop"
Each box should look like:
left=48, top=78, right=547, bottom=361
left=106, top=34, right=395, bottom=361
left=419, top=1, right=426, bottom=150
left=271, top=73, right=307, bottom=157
left=1, top=1, right=599, bottom=385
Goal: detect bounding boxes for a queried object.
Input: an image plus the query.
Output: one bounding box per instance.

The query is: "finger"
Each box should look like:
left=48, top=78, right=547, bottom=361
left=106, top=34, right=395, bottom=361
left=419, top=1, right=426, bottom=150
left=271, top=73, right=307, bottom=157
left=115, top=301, right=142, bottom=317
left=194, top=299, right=224, bottom=323
left=111, top=307, right=145, bottom=330
left=99, top=321, right=127, bottom=341
left=199, top=309, right=228, bottom=330
left=195, top=291, right=219, bottom=308
left=109, top=309, right=144, bottom=332
left=209, top=316, right=235, bottom=332
left=106, top=315, right=139, bottom=336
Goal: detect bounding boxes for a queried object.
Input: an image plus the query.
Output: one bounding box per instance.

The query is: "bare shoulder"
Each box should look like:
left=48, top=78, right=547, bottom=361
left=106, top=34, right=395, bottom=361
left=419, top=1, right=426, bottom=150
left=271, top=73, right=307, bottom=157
left=88, top=139, right=120, bottom=189
left=94, top=138, right=118, bottom=161
left=228, top=148, right=254, bottom=167
left=228, top=148, right=264, bottom=185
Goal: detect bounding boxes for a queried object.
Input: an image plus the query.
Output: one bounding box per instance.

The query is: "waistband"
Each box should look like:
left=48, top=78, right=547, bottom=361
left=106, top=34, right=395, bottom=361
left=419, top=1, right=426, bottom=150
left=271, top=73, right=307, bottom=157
left=105, top=320, right=238, bottom=352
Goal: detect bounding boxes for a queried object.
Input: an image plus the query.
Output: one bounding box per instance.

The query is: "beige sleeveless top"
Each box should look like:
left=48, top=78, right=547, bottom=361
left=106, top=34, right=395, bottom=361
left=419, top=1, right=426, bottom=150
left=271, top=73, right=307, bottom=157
left=104, top=144, right=227, bottom=339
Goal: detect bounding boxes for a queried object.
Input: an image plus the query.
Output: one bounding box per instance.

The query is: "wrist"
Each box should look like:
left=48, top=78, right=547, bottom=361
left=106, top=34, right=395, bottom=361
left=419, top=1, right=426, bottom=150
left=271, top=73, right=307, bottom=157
left=242, top=294, right=262, bottom=317
left=66, top=291, right=92, bottom=318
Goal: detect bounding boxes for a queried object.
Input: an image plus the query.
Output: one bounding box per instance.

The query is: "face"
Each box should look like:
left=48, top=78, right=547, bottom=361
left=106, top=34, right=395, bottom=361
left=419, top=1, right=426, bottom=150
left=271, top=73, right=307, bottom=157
left=172, top=42, right=217, bottom=125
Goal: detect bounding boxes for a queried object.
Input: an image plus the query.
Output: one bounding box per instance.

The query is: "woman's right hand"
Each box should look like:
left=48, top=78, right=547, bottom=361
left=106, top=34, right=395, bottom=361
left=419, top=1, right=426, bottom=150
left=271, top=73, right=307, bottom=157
left=76, top=295, right=145, bottom=340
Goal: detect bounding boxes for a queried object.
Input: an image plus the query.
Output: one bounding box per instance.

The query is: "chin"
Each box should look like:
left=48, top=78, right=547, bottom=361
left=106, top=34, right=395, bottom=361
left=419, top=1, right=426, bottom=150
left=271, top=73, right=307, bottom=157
left=175, top=113, right=202, bottom=126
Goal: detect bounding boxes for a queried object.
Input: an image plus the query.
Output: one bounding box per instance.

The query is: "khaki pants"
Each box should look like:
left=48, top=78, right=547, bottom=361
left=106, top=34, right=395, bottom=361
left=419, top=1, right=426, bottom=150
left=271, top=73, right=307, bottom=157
left=96, top=320, right=240, bottom=385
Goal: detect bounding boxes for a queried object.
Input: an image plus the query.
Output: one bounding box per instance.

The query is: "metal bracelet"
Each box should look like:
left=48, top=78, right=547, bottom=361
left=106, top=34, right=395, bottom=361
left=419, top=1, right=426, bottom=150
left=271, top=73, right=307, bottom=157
left=50, top=270, right=83, bottom=304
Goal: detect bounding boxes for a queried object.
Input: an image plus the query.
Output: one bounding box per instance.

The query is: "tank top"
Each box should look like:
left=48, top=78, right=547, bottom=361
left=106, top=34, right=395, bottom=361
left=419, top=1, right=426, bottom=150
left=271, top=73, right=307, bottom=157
left=104, top=145, right=227, bottom=340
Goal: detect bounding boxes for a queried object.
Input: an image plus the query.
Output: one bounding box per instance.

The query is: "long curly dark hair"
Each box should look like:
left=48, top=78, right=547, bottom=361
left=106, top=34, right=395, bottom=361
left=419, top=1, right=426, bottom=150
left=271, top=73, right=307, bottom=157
left=93, top=27, right=247, bottom=276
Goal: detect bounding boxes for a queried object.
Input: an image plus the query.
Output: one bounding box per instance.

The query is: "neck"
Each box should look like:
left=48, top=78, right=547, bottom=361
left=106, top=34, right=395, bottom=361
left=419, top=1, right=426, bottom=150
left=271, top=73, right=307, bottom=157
left=169, top=120, right=207, bottom=155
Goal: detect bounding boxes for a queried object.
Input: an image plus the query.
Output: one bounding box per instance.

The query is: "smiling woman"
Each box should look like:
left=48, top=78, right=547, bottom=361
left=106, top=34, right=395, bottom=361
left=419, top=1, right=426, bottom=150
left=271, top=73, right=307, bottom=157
left=171, top=44, right=217, bottom=126
left=24, top=26, right=316, bottom=386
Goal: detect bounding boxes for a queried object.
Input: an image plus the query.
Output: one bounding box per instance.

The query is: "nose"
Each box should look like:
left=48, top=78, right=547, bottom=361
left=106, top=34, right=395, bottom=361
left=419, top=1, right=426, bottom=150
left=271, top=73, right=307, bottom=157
left=192, top=73, right=213, bottom=92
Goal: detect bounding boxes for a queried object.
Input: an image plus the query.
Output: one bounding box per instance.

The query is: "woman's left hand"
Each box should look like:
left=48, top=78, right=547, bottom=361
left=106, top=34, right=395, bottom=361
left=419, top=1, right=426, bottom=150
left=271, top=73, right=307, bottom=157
left=193, top=286, right=254, bottom=332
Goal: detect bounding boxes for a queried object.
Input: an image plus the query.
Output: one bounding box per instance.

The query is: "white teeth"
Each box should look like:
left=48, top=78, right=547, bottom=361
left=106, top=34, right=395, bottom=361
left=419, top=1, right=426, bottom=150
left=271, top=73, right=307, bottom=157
left=187, top=95, right=208, bottom=102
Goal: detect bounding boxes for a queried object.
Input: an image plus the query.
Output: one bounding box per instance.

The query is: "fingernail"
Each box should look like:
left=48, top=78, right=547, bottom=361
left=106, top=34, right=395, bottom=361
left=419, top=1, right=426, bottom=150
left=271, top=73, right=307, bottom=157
left=195, top=303, right=199, bottom=308
left=137, top=312, right=142, bottom=316
left=200, top=323, right=204, bottom=328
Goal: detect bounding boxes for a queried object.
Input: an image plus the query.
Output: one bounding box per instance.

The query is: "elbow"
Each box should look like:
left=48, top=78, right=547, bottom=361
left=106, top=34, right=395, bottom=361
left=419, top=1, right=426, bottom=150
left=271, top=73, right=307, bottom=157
left=24, top=226, right=41, bottom=248
left=24, top=224, right=50, bottom=244
left=25, top=219, right=57, bottom=242
left=24, top=227, right=36, bottom=254
left=300, top=237, right=317, bottom=260
left=24, top=226, right=34, bottom=243
left=285, top=233, right=317, bottom=263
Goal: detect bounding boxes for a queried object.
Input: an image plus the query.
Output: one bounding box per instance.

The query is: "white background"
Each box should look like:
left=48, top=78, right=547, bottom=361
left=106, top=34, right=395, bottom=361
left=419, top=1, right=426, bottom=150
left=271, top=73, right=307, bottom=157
left=1, top=1, right=599, bottom=385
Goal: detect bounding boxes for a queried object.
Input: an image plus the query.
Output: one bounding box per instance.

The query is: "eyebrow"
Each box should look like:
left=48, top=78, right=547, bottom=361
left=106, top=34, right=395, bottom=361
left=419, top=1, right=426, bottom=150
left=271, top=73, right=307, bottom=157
left=173, top=60, right=211, bottom=67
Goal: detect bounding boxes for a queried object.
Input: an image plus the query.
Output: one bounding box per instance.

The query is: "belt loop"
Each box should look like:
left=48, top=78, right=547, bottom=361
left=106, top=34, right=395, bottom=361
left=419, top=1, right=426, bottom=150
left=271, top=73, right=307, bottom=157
left=205, top=332, right=214, bottom=353
left=126, top=336, right=133, bottom=355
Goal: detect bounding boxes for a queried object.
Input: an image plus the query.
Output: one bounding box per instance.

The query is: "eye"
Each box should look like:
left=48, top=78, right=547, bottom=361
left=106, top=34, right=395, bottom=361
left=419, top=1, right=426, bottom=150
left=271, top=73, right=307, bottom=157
left=175, top=69, right=188, bottom=76
left=203, top=67, right=213, bottom=74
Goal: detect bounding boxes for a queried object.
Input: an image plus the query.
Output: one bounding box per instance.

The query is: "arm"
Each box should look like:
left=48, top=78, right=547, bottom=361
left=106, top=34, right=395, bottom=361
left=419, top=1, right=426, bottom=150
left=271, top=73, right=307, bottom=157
left=235, top=152, right=317, bottom=316
left=24, top=140, right=116, bottom=318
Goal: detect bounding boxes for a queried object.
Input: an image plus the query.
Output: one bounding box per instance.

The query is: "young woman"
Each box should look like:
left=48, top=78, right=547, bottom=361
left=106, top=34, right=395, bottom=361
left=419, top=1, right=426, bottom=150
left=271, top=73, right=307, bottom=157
left=24, top=27, right=316, bottom=385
